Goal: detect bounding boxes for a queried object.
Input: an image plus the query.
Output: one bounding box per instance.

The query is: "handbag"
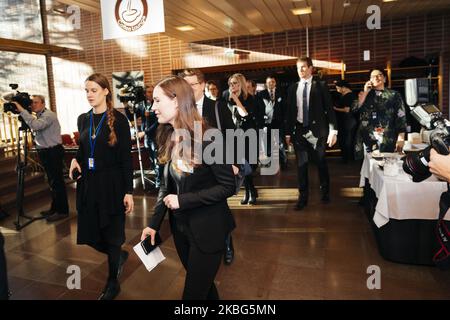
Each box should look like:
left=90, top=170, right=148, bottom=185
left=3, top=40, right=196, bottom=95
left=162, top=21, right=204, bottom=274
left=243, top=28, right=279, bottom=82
left=433, top=191, right=450, bottom=270
left=215, top=102, right=252, bottom=194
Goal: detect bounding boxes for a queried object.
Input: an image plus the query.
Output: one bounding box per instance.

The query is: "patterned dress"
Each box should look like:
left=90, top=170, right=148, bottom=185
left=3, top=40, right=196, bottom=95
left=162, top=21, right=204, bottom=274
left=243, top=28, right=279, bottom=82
left=352, top=88, right=407, bottom=160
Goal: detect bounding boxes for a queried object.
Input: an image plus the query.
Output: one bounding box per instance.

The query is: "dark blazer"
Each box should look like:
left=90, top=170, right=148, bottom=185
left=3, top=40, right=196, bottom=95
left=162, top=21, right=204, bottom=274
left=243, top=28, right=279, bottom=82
left=256, top=88, right=286, bottom=129
left=285, top=77, right=337, bottom=139
left=221, top=91, right=257, bottom=131
left=149, top=151, right=236, bottom=254
left=202, top=96, right=235, bottom=131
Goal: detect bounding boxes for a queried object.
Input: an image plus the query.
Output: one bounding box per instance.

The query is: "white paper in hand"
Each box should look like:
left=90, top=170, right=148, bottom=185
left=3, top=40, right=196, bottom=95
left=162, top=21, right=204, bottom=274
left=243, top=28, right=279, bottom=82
left=133, top=241, right=166, bottom=272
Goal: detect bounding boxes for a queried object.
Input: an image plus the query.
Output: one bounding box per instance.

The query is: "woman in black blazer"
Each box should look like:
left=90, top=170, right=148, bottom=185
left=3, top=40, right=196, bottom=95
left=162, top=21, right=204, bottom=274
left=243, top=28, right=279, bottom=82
left=222, top=73, right=258, bottom=205
left=141, top=76, right=236, bottom=300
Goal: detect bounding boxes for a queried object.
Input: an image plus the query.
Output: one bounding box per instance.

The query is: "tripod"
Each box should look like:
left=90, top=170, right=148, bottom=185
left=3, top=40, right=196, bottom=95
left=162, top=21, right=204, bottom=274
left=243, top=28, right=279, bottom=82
left=131, top=103, right=155, bottom=190
left=14, top=123, right=45, bottom=230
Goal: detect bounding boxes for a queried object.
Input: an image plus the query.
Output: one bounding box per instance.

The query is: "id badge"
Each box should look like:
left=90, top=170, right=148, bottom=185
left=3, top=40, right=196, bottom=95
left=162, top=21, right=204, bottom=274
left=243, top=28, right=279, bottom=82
left=88, top=157, right=95, bottom=170
left=371, top=111, right=377, bottom=120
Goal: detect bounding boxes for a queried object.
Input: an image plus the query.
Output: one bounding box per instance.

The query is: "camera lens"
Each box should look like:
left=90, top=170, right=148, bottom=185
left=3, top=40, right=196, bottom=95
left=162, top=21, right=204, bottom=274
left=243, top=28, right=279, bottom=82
left=402, top=146, right=432, bottom=182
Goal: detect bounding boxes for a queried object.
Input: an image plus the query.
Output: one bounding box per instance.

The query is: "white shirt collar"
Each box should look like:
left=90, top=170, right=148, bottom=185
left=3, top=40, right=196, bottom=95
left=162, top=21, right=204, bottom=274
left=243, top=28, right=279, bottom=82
left=196, top=95, right=205, bottom=109
left=300, top=76, right=313, bottom=85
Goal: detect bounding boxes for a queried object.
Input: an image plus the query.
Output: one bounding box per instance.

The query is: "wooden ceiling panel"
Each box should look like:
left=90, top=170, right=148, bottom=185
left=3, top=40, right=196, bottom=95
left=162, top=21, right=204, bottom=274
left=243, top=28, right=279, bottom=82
left=248, top=0, right=284, bottom=32
left=309, top=0, right=323, bottom=28
left=57, top=0, right=450, bottom=42
left=262, top=0, right=296, bottom=31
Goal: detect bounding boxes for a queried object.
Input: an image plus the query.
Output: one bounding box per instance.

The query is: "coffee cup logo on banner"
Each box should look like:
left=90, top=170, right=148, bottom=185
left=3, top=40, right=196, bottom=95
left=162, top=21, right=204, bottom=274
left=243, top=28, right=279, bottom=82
left=114, top=0, right=148, bottom=32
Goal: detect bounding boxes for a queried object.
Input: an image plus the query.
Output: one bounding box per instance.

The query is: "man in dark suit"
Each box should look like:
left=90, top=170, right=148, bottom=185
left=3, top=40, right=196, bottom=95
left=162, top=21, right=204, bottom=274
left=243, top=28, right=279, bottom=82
left=179, top=69, right=236, bottom=265
left=257, top=75, right=287, bottom=169
left=179, top=69, right=234, bottom=131
left=285, top=57, right=338, bottom=210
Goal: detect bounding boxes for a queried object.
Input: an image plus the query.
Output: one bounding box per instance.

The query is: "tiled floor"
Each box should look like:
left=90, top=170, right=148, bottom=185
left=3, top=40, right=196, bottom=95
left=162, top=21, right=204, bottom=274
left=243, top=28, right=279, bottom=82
left=2, top=156, right=450, bottom=300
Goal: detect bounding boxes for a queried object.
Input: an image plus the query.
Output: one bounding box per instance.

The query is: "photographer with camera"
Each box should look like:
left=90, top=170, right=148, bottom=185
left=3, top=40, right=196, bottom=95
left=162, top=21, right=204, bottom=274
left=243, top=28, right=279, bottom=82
left=353, top=68, right=407, bottom=160
left=123, top=84, right=161, bottom=189
left=427, top=149, right=450, bottom=182
left=12, top=95, right=69, bottom=222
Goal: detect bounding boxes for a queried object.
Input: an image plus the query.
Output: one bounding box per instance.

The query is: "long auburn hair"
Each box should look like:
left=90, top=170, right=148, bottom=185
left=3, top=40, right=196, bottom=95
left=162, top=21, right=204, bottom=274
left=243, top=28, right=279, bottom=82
left=85, top=73, right=117, bottom=146
left=155, top=76, right=207, bottom=166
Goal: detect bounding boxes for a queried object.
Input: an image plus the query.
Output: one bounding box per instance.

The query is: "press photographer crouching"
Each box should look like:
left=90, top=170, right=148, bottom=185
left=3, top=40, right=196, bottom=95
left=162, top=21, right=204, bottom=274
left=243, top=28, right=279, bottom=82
left=11, top=95, right=69, bottom=222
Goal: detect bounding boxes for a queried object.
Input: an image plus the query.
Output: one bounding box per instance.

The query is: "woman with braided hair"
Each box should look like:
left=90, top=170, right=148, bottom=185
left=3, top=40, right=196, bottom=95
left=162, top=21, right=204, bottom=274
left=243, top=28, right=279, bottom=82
left=69, top=73, right=134, bottom=300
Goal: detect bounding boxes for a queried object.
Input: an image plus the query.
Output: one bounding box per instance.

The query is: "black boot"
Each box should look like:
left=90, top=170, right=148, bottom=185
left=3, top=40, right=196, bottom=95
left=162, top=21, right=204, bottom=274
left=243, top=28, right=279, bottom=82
left=240, top=180, right=250, bottom=205
left=296, top=192, right=308, bottom=210
left=247, top=176, right=257, bottom=205
left=224, top=234, right=234, bottom=265
left=98, top=278, right=120, bottom=300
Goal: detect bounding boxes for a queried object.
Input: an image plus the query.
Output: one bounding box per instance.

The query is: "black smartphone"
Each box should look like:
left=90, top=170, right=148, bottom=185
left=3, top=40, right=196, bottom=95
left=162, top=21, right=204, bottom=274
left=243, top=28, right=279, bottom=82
left=72, top=168, right=81, bottom=180
left=141, top=233, right=162, bottom=255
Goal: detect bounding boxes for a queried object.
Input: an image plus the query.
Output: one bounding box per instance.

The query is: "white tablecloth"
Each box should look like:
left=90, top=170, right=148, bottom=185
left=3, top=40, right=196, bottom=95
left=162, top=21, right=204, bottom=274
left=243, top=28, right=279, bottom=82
left=360, top=153, right=450, bottom=228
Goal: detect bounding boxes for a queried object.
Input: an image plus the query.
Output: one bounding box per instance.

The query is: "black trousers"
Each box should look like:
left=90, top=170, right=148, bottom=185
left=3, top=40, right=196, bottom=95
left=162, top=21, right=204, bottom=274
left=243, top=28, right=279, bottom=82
left=337, top=118, right=357, bottom=162
left=172, top=221, right=223, bottom=300
left=293, top=124, right=329, bottom=199
left=0, top=232, right=8, bottom=300
left=38, top=145, right=69, bottom=214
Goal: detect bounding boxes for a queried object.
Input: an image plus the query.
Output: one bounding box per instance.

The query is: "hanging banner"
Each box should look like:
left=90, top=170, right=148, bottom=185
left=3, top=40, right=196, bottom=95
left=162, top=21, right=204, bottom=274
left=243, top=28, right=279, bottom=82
left=100, top=0, right=165, bottom=40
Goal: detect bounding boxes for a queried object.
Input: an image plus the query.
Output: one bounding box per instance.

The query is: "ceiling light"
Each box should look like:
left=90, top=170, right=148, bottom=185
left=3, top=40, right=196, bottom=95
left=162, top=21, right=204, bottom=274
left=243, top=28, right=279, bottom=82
left=382, top=0, right=398, bottom=2
left=343, top=0, right=351, bottom=7
left=291, top=7, right=312, bottom=15
left=176, top=25, right=195, bottom=31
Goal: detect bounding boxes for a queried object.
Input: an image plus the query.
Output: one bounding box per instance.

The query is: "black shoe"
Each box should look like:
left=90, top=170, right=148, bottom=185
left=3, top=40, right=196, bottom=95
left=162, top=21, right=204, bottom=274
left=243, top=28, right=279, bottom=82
left=321, top=193, right=330, bottom=203
left=240, top=190, right=250, bottom=205
left=117, top=250, right=129, bottom=279
left=295, top=199, right=308, bottom=210
left=98, top=279, right=120, bottom=300
left=46, top=212, right=69, bottom=222
left=40, top=209, right=55, bottom=217
left=248, top=189, right=257, bottom=205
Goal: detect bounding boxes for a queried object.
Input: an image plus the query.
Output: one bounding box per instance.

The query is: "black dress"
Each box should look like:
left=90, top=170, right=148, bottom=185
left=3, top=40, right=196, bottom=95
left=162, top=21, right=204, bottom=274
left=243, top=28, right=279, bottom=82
left=75, top=109, right=133, bottom=246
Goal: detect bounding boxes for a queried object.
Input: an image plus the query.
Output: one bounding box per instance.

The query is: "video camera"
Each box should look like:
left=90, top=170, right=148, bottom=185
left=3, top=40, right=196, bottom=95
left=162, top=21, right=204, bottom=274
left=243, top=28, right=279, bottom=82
left=118, top=82, right=146, bottom=106
left=2, top=84, right=32, bottom=114
left=402, top=78, right=450, bottom=182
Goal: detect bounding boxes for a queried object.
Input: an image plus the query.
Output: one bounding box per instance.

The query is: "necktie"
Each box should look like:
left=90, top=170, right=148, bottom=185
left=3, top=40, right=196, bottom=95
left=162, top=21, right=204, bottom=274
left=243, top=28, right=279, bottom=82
left=302, top=82, right=309, bottom=127
left=270, top=90, right=275, bottom=102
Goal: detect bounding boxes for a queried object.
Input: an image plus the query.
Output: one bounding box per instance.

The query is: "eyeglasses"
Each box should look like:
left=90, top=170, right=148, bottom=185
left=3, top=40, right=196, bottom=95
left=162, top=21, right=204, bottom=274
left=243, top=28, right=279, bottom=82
left=229, top=81, right=240, bottom=86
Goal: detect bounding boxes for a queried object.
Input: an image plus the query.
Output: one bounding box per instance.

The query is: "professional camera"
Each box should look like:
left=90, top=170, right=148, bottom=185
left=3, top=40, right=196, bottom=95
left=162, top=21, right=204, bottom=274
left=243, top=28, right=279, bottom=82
left=402, top=78, right=450, bottom=182
left=118, top=82, right=146, bottom=106
left=2, top=84, right=32, bottom=114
